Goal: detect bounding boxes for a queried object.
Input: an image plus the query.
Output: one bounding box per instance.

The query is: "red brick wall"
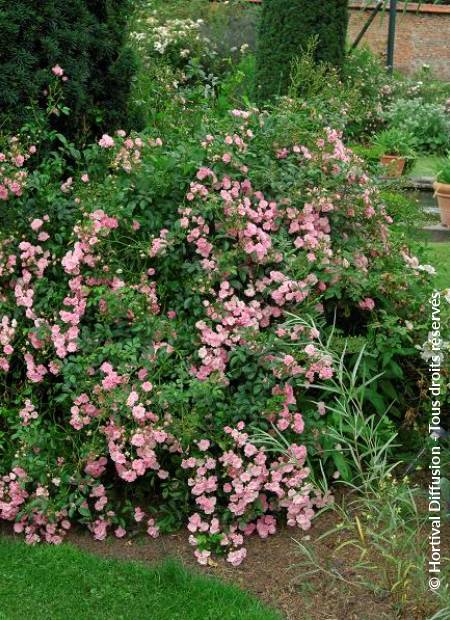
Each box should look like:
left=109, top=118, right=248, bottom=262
left=348, top=2, right=450, bottom=79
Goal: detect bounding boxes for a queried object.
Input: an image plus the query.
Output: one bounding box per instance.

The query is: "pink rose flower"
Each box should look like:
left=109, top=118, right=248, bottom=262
left=52, top=65, right=64, bottom=77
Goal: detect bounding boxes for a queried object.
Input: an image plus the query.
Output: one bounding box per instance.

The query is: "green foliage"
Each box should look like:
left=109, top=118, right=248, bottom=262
left=255, top=0, right=349, bottom=101
left=383, top=98, right=450, bottom=155
left=343, top=47, right=394, bottom=140
left=0, top=0, right=138, bottom=140
left=128, top=3, right=256, bottom=130
left=295, top=474, right=449, bottom=616
left=350, top=143, right=384, bottom=167
left=291, top=341, right=449, bottom=616
left=437, top=154, right=450, bottom=184
left=374, top=128, right=416, bottom=157
left=260, top=43, right=396, bottom=147
left=380, top=191, right=426, bottom=226
left=393, top=64, right=450, bottom=106
left=288, top=42, right=343, bottom=101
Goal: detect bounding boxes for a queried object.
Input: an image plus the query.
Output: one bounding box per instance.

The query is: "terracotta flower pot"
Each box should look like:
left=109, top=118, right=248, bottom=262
left=433, top=181, right=450, bottom=227
left=380, top=155, right=406, bottom=178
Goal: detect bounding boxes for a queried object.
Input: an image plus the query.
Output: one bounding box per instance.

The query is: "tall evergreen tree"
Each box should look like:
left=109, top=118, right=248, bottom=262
left=0, top=0, right=138, bottom=139
left=255, top=0, right=349, bottom=101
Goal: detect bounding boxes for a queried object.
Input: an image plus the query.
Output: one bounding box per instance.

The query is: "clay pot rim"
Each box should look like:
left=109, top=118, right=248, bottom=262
left=380, top=154, right=406, bottom=160
left=433, top=181, right=450, bottom=195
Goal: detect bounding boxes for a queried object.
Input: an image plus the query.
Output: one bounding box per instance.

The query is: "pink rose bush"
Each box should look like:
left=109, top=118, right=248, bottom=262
left=0, top=106, right=434, bottom=565
left=0, top=137, right=33, bottom=202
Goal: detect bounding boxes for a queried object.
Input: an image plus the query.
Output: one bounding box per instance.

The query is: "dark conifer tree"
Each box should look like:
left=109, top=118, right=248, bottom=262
left=256, top=0, right=349, bottom=101
left=0, top=0, right=138, bottom=139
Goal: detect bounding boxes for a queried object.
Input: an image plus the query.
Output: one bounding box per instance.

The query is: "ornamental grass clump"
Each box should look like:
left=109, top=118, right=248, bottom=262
left=0, top=97, right=436, bottom=565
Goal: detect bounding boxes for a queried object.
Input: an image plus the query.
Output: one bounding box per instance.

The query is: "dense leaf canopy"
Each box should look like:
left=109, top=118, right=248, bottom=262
left=0, top=0, right=137, bottom=138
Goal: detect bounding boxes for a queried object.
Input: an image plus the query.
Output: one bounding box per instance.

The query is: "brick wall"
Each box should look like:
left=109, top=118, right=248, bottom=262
left=349, top=2, right=450, bottom=79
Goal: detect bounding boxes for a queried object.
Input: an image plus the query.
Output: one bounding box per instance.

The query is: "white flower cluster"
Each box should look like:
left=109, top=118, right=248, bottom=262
left=416, top=331, right=449, bottom=364
left=131, top=17, right=205, bottom=56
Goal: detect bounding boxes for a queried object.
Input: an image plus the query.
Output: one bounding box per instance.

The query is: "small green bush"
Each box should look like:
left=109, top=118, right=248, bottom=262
left=437, top=155, right=450, bottom=184
left=374, top=128, right=416, bottom=157
left=350, top=143, right=383, bottom=166
left=380, top=191, right=426, bottom=226
left=383, top=98, right=450, bottom=154
left=343, top=47, right=395, bottom=140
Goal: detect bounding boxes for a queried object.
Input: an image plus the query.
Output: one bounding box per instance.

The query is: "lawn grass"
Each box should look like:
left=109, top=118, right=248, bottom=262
left=409, top=155, right=447, bottom=179
left=399, top=223, right=450, bottom=289
left=0, top=537, right=281, bottom=620
left=427, top=241, right=450, bottom=289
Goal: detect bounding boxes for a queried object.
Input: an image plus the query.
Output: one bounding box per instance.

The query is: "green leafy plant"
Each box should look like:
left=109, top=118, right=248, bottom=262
left=294, top=477, right=449, bottom=617
left=343, top=46, right=396, bottom=140
left=374, top=128, right=416, bottom=157
left=350, top=143, right=384, bottom=168
left=383, top=98, right=450, bottom=155
left=437, top=155, right=450, bottom=184
left=380, top=190, right=427, bottom=225
left=291, top=346, right=450, bottom=616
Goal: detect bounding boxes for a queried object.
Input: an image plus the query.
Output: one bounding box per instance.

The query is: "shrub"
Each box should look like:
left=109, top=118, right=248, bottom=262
left=380, top=191, right=426, bottom=226
left=350, top=143, right=384, bottom=169
left=0, top=95, right=440, bottom=565
left=128, top=7, right=254, bottom=128
left=343, top=47, right=395, bottom=140
left=393, top=65, right=450, bottom=107
left=0, top=0, right=137, bottom=140
left=383, top=98, right=450, bottom=154
left=255, top=0, right=348, bottom=101
left=274, top=45, right=393, bottom=145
